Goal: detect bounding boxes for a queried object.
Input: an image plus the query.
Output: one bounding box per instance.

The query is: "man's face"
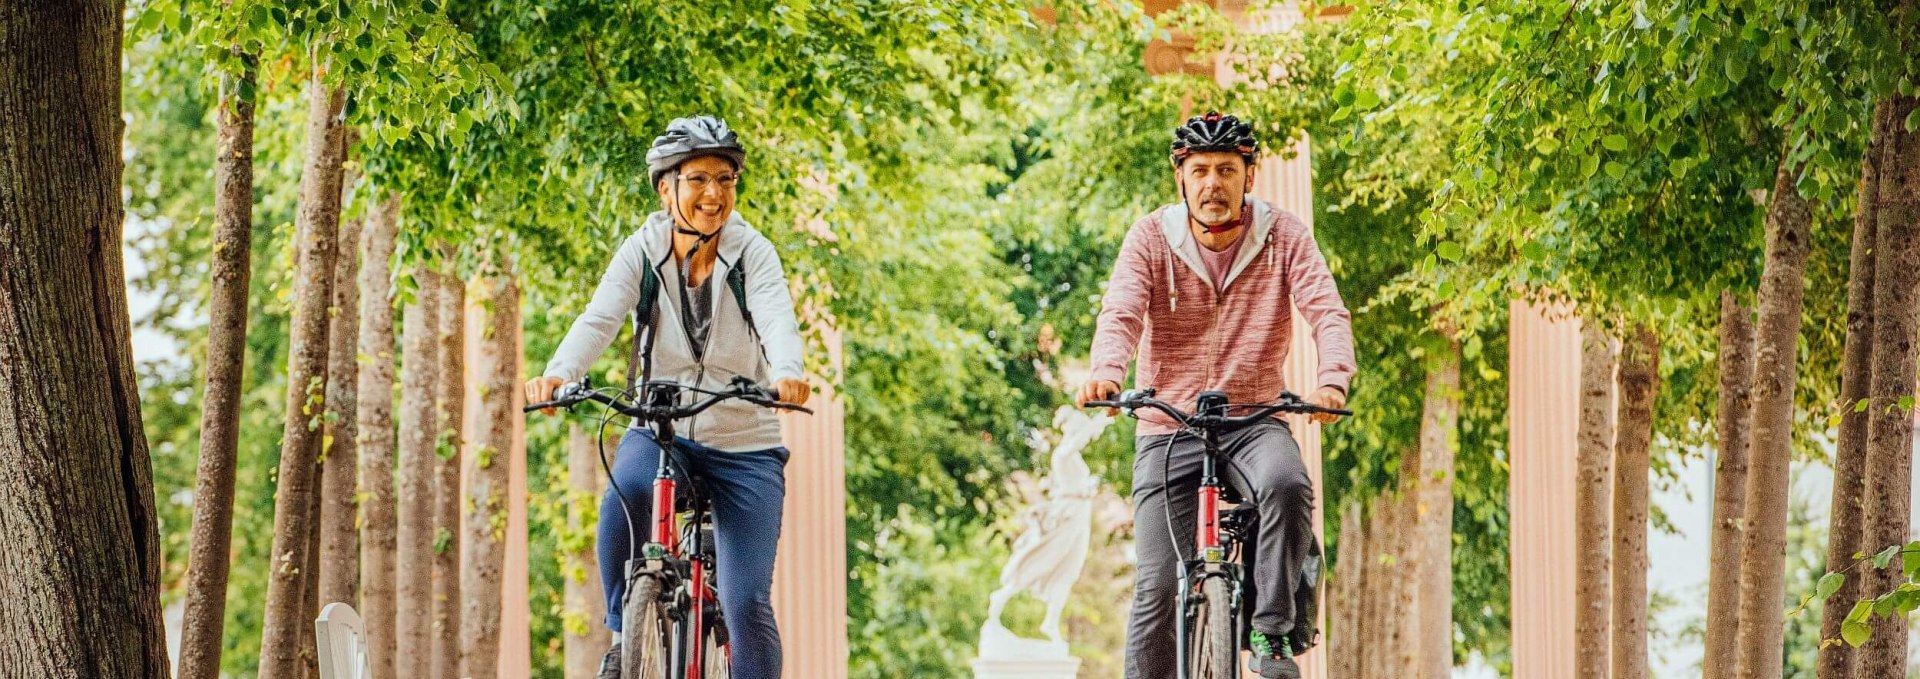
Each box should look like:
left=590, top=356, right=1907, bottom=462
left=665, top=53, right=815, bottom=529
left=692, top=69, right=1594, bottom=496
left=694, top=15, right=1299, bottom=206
left=657, top=155, right=739, bottom=235
left=1177, top=151, right=1253, bottom=226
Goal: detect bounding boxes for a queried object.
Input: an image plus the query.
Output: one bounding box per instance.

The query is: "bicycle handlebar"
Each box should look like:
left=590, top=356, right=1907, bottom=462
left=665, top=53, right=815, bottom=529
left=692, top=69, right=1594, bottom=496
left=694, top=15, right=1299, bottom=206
left=524, top=376, right=814, bottom=418
left=1087, top=388, right=1351, bottom=429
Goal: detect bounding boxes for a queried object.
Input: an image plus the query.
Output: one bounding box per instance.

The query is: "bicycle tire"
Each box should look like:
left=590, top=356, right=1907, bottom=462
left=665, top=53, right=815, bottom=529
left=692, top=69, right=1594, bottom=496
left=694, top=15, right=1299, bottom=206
left=1188, top=576, right=1239, bottom=679
left=621, top=573, right=672, bottom=679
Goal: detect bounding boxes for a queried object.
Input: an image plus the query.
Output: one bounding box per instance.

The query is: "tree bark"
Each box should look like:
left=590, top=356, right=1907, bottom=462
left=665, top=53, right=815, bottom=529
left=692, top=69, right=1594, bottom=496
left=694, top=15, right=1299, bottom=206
left=1705, top=292, right=1757, bottom=679
left=256, top=68, right=349, bottom=679
left=1329, top=499, right=1363, bottom=679
left=1612, top=325, right=1659, bottom=679
left=465, top=274, right=521, bottom=678
left=1576, top=321, right=1616, bottom=679
left=1854, top=93, right=1920, bottom=679
left=565, top=423, right=612, bottom=679
left=177, top=54, right=257, bottom=679
left=397, top=268, right=442, bottom=679
left=1814, top=100, right=1890, bottom=679
left=433, top=268, right=464, bottom=679
left=0, top=3, right=171, bottom=675
left=1417, top=338, right=1459, bottom=679
left=1363, top=498, right=1392, bottom=679
left=319, top=164, right=363, bottom=611
left=357, top=195, right=401, bottom=679
left=1732, top=156, right=1815, bottom=679
left=1393, top=467, right=1421, bottom=678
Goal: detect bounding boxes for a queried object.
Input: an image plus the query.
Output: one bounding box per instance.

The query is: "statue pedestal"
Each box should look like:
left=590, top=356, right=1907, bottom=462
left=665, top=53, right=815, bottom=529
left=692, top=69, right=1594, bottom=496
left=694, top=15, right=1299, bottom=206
left=973, top=622, right=1080, bottom=679
left=970, top=657, right=1081, bottom=679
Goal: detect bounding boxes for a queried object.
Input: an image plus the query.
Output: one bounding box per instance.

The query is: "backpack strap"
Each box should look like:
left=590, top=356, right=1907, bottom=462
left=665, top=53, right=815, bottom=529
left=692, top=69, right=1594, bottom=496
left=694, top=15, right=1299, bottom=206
left=726, top=263, right=756, bottom=341
left=625, top=256, right=663, bottom=391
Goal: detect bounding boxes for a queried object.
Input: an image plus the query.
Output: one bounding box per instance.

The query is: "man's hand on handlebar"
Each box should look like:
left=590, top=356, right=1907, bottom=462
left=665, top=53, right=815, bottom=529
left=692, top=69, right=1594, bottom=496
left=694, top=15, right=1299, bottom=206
left=1075, top=379, right=1121, bottom=415
left=524, top=376, right=569, bottom=416
left=1307, top=385, right=1347, bottom=425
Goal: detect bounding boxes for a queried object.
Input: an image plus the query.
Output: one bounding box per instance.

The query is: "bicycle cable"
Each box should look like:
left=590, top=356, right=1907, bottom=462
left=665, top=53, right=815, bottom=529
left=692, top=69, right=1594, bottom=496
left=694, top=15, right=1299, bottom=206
left=593, top=384, right=643, bottom=577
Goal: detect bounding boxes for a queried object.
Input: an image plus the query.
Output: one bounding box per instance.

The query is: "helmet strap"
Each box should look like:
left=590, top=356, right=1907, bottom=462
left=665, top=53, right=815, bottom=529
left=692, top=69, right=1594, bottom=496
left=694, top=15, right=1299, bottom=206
left=669, top=176, right=721, bottom=261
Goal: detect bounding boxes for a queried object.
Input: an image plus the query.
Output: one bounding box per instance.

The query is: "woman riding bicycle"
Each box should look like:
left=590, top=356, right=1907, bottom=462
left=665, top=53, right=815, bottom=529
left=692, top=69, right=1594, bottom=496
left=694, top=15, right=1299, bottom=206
left=1074, top=111, right=1356, bottom=679
left=524, top=115, right=808, bottom=679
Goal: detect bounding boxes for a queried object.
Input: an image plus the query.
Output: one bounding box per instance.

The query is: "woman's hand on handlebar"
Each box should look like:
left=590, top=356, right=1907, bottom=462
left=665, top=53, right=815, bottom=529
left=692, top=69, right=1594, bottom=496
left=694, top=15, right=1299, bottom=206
left=524, top=376, right=569, bottom=416
left=772, top=378, right=810, bottom=407
left=1307, top=385, right=1347, bottom=425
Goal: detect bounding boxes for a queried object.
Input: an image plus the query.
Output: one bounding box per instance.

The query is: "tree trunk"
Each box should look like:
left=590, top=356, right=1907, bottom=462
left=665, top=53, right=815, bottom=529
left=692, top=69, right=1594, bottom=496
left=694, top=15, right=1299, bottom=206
left=1417, top=338, right=1459, bottom=679
left=565, top=423, right=612, bottom=679
left=1575, top=321, right=1616, bottom=679
left=177, top=54, right=257, bottom=679
left=1732, top=155, right=1815, bottom=679
left=0, top=3, right=171, bottom=675
left=301, top=477, right=323, bottom=679
left=1566, top=320, right=1612, bottom=679
left=320, top=166, right=363, bottom=611
left=256, top=70, right=349, bottom=679
left=1363, top=498, right=1392, bottom=679
left=465, top=274, right=520, bottom=678
left=357, top=195, right=402, bottom=679
left=1814, top=100, right=1889, bottom=679
left=1705, top=292, right=1757, bottom=679
left=433, top=268, right=464, bottom=679
left=1855, top=93, right=1920, bottom=679
left=1612, top=325, right=1659, bottom=679
left=397, top=268, right=442, bottom=679
left=1392, top=453, right=1421, bottom=678
left=1329, top=499, right=1363, bottom=679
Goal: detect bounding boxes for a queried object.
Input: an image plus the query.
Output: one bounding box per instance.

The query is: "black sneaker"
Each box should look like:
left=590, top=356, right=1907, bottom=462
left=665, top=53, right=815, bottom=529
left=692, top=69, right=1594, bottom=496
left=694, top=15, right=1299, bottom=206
left=1248, top=630, right=1301, bottom=679
left=597, top=642, right=621, bottom=679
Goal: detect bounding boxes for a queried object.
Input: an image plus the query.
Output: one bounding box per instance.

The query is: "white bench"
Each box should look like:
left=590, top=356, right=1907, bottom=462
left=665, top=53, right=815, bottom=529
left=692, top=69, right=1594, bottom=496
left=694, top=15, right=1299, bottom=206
left=315, top=602, right=369, bottom=679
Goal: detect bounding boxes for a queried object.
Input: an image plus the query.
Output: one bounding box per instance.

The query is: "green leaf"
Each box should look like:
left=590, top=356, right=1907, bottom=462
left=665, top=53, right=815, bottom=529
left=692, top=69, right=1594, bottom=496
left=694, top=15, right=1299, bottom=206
left=1856, top=398, right=1870, bottom=413
left=1437, top=241, right=1463, bottom=262
left=1906, top=542, right=1920, bottom=577
left=1875, top=544, right=1901, bottom=569
left=1521, top=241, right=1547, bottom=262
left=1907, top=107, right=1920, bottom=133
left=1354, top=89, right=1381, bottom=110
left=1535, top=135, right=1560, bottom=155
left=1843, top=602, right=1873, bottom=647
left=1604, top=161, right=1627, bottom=179
left=1581, top=153, right=1600, bottom=178
left=1724, top=53, right=1747, bottom=84
left=1602, top=134, right=1628, bottom=151
left=1818, top=572, right=1846, bottom=600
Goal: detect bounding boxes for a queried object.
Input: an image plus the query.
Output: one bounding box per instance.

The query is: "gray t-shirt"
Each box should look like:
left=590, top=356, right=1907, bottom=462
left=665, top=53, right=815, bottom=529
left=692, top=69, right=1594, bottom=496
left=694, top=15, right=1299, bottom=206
left=681, top=272, right=715, bottom=357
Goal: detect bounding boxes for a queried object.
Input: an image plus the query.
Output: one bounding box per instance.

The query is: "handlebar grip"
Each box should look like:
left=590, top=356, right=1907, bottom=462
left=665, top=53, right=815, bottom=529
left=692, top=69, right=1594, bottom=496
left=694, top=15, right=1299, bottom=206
left=524, top=400, right=567, bottom=413
left=1085, top=400, right=1123, bottom=409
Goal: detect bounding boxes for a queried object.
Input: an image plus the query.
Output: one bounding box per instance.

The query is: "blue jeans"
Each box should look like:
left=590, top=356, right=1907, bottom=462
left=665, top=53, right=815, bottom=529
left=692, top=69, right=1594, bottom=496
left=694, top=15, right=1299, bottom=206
left=599, top=428, right=788, bottom=679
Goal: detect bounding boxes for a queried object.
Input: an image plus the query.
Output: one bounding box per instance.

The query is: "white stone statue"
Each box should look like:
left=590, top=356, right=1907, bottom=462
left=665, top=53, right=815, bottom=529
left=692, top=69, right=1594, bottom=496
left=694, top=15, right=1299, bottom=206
left=977, top=405, right=1111, bottom=662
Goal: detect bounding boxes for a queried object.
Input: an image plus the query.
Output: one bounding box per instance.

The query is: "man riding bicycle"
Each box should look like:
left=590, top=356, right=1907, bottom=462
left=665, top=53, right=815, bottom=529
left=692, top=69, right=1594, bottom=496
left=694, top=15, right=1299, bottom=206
left=1074, top=111, right=1356, bottom=679
left=524, top=115, right=808, bottom=679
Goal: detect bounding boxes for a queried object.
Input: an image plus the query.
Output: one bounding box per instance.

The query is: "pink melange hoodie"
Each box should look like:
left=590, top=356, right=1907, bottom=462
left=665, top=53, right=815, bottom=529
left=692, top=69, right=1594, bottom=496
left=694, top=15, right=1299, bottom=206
left=1089, top=196, right=1357, bottom=435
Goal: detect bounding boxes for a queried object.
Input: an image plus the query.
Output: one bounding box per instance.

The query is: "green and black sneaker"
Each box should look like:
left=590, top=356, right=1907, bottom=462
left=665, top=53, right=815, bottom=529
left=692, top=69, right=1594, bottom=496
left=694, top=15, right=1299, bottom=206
left=1248, top=630, right=1301, bottom=679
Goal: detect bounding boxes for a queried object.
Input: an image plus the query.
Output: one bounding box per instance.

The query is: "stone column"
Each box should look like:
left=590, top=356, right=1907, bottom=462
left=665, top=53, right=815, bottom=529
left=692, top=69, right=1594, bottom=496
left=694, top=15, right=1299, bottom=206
left=1508, top=300, right=1581, bottom=678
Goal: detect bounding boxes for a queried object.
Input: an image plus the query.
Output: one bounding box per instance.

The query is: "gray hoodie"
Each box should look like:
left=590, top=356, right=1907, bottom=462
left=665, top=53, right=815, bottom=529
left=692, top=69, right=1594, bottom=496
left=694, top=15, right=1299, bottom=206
left=542, top=211, right=805, bottom=452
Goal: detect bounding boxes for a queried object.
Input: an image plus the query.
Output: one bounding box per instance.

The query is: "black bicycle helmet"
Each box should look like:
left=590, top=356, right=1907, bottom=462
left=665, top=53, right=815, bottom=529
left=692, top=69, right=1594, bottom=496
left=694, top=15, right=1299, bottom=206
left=1169, top=111, right=1258, bottom=167
left=646, top=115, right=747, bottom=185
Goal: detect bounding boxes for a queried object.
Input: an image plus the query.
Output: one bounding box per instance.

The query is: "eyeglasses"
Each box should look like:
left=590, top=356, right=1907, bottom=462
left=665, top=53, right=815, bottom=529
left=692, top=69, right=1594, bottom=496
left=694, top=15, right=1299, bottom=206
left=678, top=172, right=740, bottom=192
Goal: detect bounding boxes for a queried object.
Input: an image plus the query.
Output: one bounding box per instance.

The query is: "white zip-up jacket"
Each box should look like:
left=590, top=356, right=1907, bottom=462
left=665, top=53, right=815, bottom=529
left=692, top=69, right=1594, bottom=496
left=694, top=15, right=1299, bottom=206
left=542, top=211, right=805, bottom=452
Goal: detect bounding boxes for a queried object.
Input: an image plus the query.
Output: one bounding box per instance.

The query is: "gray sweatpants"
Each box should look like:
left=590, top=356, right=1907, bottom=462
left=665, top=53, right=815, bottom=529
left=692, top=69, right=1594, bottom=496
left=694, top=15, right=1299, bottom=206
left=1126, top=419, right=1315, bottom=679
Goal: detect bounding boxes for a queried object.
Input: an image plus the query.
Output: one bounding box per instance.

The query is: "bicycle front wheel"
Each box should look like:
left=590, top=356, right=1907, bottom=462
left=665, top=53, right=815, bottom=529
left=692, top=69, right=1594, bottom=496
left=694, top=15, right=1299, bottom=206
left=701, top=617, right=730, bottom=679
left=621, top=573, right=672, bottom=679
left=1187, top=576, right=1239, bottom=679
